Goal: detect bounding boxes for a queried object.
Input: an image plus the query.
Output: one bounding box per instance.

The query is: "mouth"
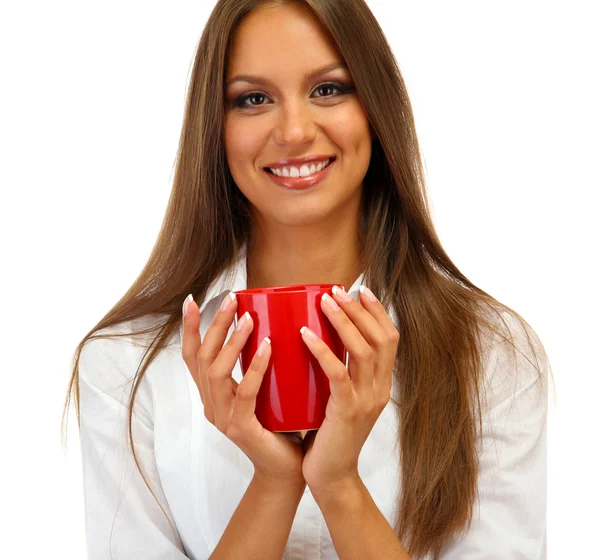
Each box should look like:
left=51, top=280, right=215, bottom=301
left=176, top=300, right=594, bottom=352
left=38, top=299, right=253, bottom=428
left=263, top=157, right=337, bottom=190
left=264, top=157, right=336, bottom=178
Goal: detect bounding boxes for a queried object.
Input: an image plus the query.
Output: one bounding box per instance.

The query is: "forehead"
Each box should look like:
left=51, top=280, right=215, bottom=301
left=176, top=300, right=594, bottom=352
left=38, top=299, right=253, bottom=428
left=226, top=3, right=342, bottom=77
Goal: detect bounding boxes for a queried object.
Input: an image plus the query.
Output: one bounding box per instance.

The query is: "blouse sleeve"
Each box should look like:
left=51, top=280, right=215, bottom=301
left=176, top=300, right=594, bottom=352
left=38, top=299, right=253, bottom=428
left=437, top=311, right=549, bottom=559
left=78, top=332, right=190, bottom=559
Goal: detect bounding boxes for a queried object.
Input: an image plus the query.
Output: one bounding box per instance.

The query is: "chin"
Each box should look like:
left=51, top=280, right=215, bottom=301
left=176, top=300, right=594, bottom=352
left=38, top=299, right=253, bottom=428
left=269, top=206, right=334, bottom=227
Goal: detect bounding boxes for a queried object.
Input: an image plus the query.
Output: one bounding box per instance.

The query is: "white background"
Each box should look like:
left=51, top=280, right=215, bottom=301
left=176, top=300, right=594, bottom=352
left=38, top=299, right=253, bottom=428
left=1, top=1, right=597, bottom=557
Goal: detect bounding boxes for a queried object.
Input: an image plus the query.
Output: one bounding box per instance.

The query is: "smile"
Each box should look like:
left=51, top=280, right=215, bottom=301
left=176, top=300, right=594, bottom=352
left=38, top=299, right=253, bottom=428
left=263, top=157, right=336, bottom=191
left=266, top=158, right=334, bottom=178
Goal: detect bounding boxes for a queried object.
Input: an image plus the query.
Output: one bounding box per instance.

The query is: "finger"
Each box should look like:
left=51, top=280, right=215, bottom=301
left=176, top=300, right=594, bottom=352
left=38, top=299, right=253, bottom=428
left=191, top=291, right=236, bottom=424
left=355, top=286, right=400, bottom=392
left=181, top=295, right=204, bottom=393
left=356, top=285, right=400, bottom=344
left=206, top=310, right=254, bottom=431
left=197, top=292, right=238, bottom=371
left=182, top=293, right=220, bottom=423
left=321, top=291, right=376, bottom=393
left=300, top=326, right=353, bottom=405
left=330, top=286, right=399, bottom=389
left=229, top=336, right=271, bottom=431
left=330, top=286, right=390, bottom=351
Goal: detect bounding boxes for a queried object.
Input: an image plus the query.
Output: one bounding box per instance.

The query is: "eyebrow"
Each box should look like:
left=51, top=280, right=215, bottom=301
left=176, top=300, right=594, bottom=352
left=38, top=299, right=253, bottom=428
left=226, top=62, right=348, bottom=88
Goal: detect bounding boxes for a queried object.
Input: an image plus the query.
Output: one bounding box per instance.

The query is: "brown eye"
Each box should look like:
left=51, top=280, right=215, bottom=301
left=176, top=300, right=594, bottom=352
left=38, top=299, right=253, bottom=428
left=313, top=82, right=354, bottom=100
left=233, top=92, right=270, bottom=109
left=246, top=93, right=267, bottom=106
left=314, top=84, right=340, bottom=97
left=231, top=82, right=353, bottom=111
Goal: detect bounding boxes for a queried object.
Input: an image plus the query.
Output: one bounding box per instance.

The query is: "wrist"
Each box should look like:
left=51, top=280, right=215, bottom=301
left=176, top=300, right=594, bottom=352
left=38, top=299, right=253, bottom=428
left=252, top=471, right=306, bottom=496
left=309, top=472, right=363, bottom=510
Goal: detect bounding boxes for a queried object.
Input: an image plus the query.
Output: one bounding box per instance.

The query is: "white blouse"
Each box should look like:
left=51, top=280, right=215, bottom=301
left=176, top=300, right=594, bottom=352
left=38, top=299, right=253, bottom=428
left=78, top=249, right=548, bottom=559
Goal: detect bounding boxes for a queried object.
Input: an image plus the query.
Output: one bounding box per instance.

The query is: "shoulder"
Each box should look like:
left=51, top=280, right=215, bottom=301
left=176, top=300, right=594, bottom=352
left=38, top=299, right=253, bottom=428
left=78, top=314, right=182, bottom=422
left=79, top=314, right=173, bottom=371
left=435, top=305, right=549, bottom=559
left=476, top=304, right=550, bottom=415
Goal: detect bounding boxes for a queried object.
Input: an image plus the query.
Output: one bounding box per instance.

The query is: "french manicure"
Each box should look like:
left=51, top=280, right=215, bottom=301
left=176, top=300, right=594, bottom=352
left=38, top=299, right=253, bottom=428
left=359, top=285, right=378, bottom=302
left=182, top=294, right=193, bottom=317
left=332, top=285, right=352, bottom=301
left=300, top=326, right=318, bottom=341
left=220, top=292, right=236, bottom=312
left=235, top=311, right=251, bottom=331
left=322, top=293, right=340, bottom=311
left=257, top=337, right=271, bottom=356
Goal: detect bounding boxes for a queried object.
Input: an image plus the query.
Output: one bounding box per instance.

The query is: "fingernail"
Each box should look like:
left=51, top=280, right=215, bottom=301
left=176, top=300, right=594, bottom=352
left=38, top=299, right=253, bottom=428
left=235, top=311, right=250, bottom=331
left=359, top=285, right=378, bottom=302
left=182, top=294, right=193, bottom=317
left=322, top=292, right=340, bottom=311
left=257, top=337, right=271, bottom=356
left=300, top=326, right=318, bottom=341
left=220, top=292, right=236, bottom=312
left=332, top=285, right=352, bottom=301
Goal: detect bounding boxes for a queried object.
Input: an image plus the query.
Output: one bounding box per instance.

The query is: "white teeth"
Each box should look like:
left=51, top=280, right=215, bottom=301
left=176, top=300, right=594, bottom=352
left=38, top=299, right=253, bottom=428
left=269, top=158, right=331, bottom=178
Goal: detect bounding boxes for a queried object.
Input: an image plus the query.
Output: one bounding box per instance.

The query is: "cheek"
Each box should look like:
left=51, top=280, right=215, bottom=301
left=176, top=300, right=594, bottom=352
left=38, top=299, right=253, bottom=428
left=326, top=105, right=371, bottom=156
left=223, top=117, right=268, bottom=205
left=224, top=117, right=265, bottom=171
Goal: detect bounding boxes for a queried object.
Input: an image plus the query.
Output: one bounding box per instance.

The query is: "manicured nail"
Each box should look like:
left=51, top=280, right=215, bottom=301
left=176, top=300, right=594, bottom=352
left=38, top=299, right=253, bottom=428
left=257, top=337, right=271, bottom=356
left=359, top=285, right=378, bottom=302
left=300, top=326, right=318, bottom=341
left=332, top=285, right=352, bottom=301
left=220, top=292, right=236, bottom=312
left=322, top=292, right=341, bottom=311
left=235, top=311, right=251, bottom=331
left=182, top=294, right=193, bottom=317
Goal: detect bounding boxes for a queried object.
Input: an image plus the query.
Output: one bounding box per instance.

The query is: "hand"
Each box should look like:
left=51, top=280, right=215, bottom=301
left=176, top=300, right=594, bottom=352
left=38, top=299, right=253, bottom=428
left=181, top=293, right=305, bottom=491
left=299, top=285, right=399, bottom=492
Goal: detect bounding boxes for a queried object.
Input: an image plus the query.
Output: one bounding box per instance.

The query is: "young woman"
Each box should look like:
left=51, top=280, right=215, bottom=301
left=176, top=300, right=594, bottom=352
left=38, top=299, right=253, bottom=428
left=62, top=1, right=551, bottom=558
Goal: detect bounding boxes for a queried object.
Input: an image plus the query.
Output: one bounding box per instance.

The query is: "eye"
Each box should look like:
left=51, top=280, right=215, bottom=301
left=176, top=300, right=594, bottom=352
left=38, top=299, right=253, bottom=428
left=233, top=92, right=269, bottom=109
left=231, top=82, right=353, bottom=110
left=232, top=91, right=267, bottom=109
left=313, top=83, right=344, bottom=98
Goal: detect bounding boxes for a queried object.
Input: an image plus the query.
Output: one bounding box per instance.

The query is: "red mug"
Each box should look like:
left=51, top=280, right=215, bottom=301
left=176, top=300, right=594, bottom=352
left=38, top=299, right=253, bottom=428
left=234, top=284, right=346, bottom=432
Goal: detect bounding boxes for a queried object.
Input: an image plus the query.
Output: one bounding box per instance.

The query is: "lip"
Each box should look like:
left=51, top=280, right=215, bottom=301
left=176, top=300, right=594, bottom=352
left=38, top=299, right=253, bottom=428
left=264, top=157, right=336, bottom=190
left=264, top=154, right=335, bottom=169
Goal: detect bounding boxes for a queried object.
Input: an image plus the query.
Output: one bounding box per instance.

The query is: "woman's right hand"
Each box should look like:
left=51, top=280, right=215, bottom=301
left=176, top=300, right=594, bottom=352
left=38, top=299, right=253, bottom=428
left=181, top=292, right=306, bottom=491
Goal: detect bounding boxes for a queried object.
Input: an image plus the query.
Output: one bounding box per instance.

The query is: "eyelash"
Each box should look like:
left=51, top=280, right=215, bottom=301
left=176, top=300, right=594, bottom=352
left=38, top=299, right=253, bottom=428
left=232, top=82, right=353, bottom=110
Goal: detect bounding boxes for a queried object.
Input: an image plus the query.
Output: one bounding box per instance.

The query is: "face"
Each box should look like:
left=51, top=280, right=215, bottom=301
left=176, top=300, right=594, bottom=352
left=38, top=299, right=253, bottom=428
left=223, top=2, right=374, bottom=230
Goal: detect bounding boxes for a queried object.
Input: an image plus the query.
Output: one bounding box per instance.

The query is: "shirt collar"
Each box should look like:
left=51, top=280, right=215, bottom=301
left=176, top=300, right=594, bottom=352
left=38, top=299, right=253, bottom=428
left=198, top=244, right=250, bottom=314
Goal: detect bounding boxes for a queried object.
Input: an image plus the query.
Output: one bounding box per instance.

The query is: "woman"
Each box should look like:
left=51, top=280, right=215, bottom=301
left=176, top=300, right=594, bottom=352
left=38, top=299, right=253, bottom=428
left=62, top=0, right=551, bottom=558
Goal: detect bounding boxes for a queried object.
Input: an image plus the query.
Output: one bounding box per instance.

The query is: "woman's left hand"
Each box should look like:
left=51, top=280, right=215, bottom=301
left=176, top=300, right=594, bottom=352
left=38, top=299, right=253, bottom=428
left=300, top=285, right=400, bottom=493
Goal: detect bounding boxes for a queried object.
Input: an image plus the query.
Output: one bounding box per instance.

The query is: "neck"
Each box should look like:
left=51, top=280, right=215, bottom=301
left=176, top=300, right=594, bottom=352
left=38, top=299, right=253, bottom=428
left=246, top=211, right=364, bottom=292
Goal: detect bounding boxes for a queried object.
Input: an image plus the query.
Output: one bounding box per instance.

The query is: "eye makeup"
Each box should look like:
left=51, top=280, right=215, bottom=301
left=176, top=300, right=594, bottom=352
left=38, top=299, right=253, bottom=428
left=230, top=81, right=355, bottom=110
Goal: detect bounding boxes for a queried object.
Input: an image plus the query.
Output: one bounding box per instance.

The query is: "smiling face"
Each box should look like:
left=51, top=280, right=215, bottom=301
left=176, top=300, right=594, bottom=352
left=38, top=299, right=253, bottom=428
left=223, top=1, right=373, bottom=232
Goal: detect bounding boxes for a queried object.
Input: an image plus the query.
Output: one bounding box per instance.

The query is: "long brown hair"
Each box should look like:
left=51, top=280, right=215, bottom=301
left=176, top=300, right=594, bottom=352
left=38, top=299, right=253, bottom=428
left=61, top=0, right=552, bottom=556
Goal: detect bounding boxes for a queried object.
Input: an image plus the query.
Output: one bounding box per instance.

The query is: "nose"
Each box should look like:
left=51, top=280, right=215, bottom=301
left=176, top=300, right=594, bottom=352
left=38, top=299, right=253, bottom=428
left=272, top=100, right=317, bottom=147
